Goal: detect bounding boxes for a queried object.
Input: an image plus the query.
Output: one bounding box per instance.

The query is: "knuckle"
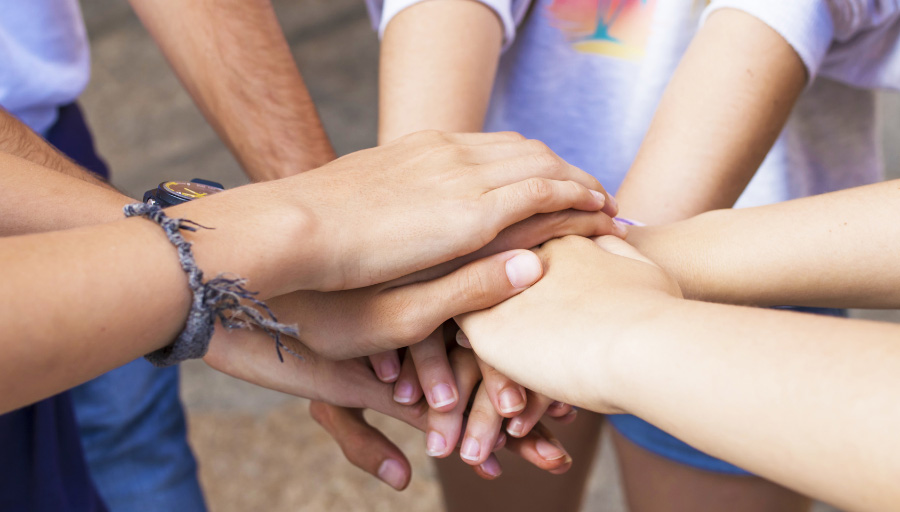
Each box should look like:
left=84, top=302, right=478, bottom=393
left=523, top=177, right=554, bottom=201
left=529, top=152, right=563, bottom=175
left=308, top=401, right=332, bottom=428
left=497, top=131, right=526, bottom=141
left=524, top=138, right=551, bottom=155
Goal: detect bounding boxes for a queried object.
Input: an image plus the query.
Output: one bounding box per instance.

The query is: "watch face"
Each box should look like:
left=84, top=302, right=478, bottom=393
left=161, top=181, right=223, bottom=202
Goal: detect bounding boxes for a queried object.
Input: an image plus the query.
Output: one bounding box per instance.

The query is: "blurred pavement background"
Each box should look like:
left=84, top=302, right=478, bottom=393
left=78, top=1, right=899, bottom=510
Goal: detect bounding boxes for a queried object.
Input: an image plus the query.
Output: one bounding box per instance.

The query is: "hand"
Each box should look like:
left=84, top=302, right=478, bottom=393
left=287, top=130, right=617, bottom=291
left=456, top=235, right=682, bottom=411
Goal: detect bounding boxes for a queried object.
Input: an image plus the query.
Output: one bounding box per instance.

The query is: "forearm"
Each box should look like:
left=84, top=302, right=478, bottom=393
left=0, top=153, right=133, bottom=235
left=378, top=0, right=502, bottom=143
left=628, top=180, right=900, bottom=308
left=0, top=108, right=114, bottom=190
left=129, top=0, right=335, bottom=180
left=610, top=298, right=900, bottom=511
left=615, top=8, right=806, bottom=223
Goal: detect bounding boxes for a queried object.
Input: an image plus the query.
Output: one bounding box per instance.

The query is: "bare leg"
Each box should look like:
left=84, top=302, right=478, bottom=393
left=612, top=428, right=812, bottom=512
left=436, top=412, right=604, bottom=512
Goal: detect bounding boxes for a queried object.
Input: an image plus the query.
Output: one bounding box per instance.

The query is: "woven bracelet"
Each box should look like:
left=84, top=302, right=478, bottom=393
left=124, top=203, right=300, bottom=367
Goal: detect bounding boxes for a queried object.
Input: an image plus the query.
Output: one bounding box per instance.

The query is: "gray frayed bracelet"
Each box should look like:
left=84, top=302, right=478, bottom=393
left=125, top=203, right=300, bottom=367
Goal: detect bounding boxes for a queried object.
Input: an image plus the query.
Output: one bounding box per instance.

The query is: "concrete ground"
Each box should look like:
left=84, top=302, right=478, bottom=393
left=78, top=1, right=898, bottom=510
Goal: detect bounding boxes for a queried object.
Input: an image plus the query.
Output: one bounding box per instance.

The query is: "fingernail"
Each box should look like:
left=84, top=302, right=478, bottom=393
left=507, top=417, right=526, bottom=437
left=549, top=401, right=566, bottom=410
left=505, top=252, right=542, bottom=288
left=460, top=437, right=481, bottom=462
left=455, top=330, right=471, bottom=349
left=589, top=189, right=606, bottom=207
left=379, top=359, right=399, bottom=382
left=377, top=459, right=406, bottom=490
left=535, top=438, right=567, bottom=461
left=430, top=383, right=457, bottom=408
left=499, top=389, right=525, bottom=414
left=426, top=431, right=447, bottom=457
left=493, top=433, right=506, bottom=451
left=608, top=194, right=619, bottom=213
left=613, top=219, right=629, bottom=237
left=479, top=457, right=502, bottom=477
left=393, top=381, right=415, bottom=404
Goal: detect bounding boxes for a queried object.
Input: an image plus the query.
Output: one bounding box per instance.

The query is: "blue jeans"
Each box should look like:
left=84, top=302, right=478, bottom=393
left=51, top=103, right=207, bottom=512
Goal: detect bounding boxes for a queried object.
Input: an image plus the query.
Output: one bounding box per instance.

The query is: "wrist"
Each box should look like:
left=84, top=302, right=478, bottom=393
left=602, top=292, right=687, bottom=414
left=168, top=180, right=319, bottom=297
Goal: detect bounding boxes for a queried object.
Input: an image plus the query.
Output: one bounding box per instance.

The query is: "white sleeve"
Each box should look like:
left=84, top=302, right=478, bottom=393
left=701, top=0, right=900, bottom=90
left=364, top=0, right=533, bottom=51
left=701, top=0, right=836, bottom=82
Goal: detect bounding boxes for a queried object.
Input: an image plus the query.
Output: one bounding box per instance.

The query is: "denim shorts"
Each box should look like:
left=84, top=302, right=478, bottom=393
left=608, top=306, right=848, bottom=475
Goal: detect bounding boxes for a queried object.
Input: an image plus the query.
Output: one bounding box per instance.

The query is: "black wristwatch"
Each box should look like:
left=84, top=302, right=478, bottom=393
left=143, top=179, right=225, bottom=207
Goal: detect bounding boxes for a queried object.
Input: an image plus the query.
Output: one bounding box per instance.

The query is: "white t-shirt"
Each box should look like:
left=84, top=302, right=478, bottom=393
left=0, top=0, right=91, bottom=133
left=368, top=0, right=900, bottom=207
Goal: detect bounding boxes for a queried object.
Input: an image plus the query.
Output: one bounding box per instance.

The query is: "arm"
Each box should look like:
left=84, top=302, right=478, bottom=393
left=627, top=179, right=900, bottom=309
left=0, top=107, right=114, bottom=191
left=0, top=130, right=609, bottom=411
left=615, top=8, right=807, bottom=223
left=458, top=235, right=900, bottom=512
left=378, top=0, right=503, bottom=143
left=128, top=0, right=335, bottom=179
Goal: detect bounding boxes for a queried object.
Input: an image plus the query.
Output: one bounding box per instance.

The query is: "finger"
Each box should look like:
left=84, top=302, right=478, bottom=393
left=467, top=140, right=607, bottom=196
left=393, top=349, right=423, bottom=405
left=369, top=350, right=401, bottom=383
left=506, top=390, right=554, bottom=438
left=471, top=453, right=504, bottom=479
left=308, top=402, right=411, bottom=491
left=475, top=355, right=526, bottom=417
left=374, top=250, right=543, bottom=351
left=459, top=383, right=505, bottom=466
left=545, top=401, right=578, bottom=424
left=504, top=422, right=573, bottom=475
left=410, top=330, right=459, bottom=411
left=592, top=235, right=658, bottom=265
left=485, top=179, right=608, bottom=234
left=426, top=347, right=481, bottom=458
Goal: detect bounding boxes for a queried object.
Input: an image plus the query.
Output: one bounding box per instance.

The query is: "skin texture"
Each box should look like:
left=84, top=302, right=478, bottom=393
left=593, top=8, right=810, bottom=512
left=128, top=0, right=336, bottom=179
left=628, top=180, right=900, bottom=309
left=0, top=128, right=619, bottom=413
left=355, top=1, right=811, bottom=508
left=457, top=234, right=900, bottom=512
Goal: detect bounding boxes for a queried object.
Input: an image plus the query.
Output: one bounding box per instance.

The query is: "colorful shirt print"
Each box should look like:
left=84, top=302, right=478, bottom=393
left=545, top=0, right=709, bottom=59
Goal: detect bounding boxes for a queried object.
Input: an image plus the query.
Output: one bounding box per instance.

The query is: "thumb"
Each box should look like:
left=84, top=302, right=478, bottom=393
left=379, top=250, right=542, bottom=349
left=592, top=235, right=660, bottom=267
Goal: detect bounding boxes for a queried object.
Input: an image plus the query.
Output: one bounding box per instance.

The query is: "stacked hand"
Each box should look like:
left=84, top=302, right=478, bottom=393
left=196, top=130, right=628, bottom=489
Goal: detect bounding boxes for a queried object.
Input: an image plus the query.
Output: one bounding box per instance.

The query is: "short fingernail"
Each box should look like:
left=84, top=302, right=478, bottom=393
left=455, top=330, right=471, bottom=349
left=589, top=189, right=606, bottom=207
left=426, top=431, right=447, bottom=457
left=377, top=459, right=406, bottom=490
left=379, top=359, right=400, bottom=382
left=608, top=194, right=619, bottom=213
left=479, top=457, right=503, bottom=477
left=393, top=381, right=415, bottom=404
left=549, top=401, right=566, bottom=410
left=507, top=417, right=526, bottom=437
left=613, top=219, right=629, bottom=237
left=505, top=252, right=542, bottom=288
left=535, top=438, right=567, bottom=461
left=460, top=437, right=481, bottom=462
left=499, top=389, right=525, bottom=414
left=493, top=433, right=507, bottom=451
left=430, top=383, right=457, bottom=408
